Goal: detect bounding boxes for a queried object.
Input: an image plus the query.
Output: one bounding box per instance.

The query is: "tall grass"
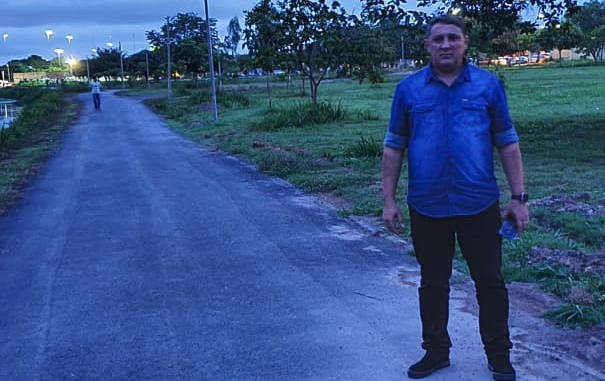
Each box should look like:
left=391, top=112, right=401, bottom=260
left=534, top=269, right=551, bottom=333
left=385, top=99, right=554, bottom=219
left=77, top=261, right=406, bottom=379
left=252, top=101, right=345, bottom=131
left=0, top=88, right=65, bottom=153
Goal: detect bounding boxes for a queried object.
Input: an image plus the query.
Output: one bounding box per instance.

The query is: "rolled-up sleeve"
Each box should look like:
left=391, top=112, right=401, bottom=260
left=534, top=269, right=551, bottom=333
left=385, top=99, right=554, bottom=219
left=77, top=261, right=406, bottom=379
left=490, top=80, right=519, bottom=147
left=384, top=83, right=409, bottom=150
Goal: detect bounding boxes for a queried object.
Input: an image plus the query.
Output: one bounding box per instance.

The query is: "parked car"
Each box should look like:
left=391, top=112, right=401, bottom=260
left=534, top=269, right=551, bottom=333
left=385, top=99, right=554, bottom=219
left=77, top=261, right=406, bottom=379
left=530, top=53, right=552, bottom=63
left=514, top=56, right=529, bottom=64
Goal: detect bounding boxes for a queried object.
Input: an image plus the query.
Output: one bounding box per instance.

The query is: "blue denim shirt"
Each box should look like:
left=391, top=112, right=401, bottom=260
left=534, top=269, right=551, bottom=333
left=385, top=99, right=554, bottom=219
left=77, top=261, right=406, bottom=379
left=384, top=63, right=519, bottom=217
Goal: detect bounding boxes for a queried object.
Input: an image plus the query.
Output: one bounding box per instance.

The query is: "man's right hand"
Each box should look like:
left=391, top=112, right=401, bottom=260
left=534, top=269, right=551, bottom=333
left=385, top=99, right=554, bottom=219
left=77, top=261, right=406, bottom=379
left=383, top=202, right=404, bottom=235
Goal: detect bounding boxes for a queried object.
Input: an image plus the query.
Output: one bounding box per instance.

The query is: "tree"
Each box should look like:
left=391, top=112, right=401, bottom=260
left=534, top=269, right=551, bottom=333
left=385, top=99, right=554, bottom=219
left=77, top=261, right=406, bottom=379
left=569, top=0, right=605, bottom=61
left=11, top=55, right=49, bottom=72
left=88, top=48, right=124, bottom=80
left=227, top=17, right=242, bottom=57
left=361, top=0, right=579, bottom=53
left=339, top=15, right=401, bottom=83
left=362, top=0, right=578, bottom=25
left=145, top=12, right=220, bottom=81
left=244, top=0, right=286, bottom=108
left=535, top=21, right=581, bottom=62
left=277, top=0, right=350, bottom=103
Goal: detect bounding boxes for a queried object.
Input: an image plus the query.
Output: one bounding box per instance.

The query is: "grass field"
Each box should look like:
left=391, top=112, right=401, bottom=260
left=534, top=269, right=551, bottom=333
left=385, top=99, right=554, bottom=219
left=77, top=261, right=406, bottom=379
left=1, top=63, right=604, bottom=327
left=143, top=64, right=605, bottom=327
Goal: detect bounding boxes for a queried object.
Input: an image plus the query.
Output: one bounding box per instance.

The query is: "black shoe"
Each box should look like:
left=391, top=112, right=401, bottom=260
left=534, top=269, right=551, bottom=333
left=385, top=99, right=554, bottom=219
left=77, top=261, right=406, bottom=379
left=407, top=352, right=450, bottom=379
left=487, top=354, right=516, bottom=381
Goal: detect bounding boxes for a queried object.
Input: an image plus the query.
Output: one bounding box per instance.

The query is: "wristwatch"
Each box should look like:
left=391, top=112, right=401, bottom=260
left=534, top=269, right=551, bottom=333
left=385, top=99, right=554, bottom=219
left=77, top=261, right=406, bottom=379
left=511, top=192, right=529, bottom=203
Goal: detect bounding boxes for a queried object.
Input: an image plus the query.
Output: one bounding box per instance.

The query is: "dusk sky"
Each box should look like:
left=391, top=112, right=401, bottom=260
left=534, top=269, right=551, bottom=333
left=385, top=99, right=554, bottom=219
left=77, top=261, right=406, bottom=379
left=0, top=0, right=363, bottom=64
left=0, top=0, right=587, bottom=65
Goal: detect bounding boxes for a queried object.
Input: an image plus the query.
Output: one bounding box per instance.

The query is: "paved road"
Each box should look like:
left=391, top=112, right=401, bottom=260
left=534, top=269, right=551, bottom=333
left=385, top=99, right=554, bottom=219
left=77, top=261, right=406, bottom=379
left=0, top=91, right=602, bottom=381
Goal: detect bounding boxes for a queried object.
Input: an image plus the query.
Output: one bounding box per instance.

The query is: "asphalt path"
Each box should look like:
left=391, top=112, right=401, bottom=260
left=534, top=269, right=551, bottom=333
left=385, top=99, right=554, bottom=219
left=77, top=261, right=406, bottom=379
left=0, top=91, right=601, bottom=381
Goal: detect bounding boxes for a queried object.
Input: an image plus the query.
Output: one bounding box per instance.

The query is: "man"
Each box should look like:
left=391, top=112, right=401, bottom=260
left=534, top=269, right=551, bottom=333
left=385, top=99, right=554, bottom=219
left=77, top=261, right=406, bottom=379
left=90, top=77, right=102, bottom=110
left=382, top=15, right=529, bottom=381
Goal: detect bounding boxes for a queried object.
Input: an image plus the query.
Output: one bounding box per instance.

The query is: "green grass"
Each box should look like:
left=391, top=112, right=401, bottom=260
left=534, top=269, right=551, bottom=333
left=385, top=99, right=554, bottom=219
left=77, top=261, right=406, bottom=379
left=0, top=88, right=79, bottom=213
left=2, top=64, right=604, bottom=327
left=153, top=66, right=605, bottom=328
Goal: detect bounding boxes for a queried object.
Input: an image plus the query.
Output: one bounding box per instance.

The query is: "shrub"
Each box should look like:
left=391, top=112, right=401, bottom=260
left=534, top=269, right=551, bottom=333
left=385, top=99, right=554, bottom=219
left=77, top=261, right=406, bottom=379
left=0, top=89, right=64, bottom=153
left=345, top=134, right=383, bottom=159
left=252, top=101, right=345, bottom=131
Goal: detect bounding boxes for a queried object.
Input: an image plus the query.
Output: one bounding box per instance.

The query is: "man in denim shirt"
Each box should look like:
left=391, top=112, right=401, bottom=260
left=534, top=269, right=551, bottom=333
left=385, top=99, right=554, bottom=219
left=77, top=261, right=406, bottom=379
left=382, top=15, right=529, bottom=381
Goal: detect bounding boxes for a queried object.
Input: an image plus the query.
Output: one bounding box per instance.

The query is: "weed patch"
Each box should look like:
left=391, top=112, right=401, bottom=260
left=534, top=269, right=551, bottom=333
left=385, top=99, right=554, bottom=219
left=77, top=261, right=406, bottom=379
left=252, top=101, right=345, bottom=131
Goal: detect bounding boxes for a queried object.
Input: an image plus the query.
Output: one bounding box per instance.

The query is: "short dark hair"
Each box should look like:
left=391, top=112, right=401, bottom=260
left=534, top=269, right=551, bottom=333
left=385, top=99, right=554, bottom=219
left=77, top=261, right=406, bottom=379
left=426, top=14, right=466, bottom=37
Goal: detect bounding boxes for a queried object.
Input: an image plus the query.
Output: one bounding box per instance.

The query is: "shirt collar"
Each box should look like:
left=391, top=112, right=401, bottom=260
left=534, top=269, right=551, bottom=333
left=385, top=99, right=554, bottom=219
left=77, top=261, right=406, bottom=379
left=425, top=59, right=471, bottom=85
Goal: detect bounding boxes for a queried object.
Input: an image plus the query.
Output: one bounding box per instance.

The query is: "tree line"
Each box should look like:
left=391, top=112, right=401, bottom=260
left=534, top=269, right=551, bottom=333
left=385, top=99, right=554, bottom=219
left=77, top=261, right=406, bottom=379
left=5, top=1, right=605, bottom=100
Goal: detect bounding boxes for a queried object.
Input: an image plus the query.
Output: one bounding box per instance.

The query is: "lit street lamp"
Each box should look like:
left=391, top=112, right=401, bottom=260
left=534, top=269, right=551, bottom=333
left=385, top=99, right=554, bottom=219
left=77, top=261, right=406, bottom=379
left=53, top=48, right=64, bottom=67
left=65, top=57, right=76, bottom=76
left=45, top=29, right=54, bottom=40
left=1, top=33, right=9, bottom=82
left=65, top=34, right=73, bottom=44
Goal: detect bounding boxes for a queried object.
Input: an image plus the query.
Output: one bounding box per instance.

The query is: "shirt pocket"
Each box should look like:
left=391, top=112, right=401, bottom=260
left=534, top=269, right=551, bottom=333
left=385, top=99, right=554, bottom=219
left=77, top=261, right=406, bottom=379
left=409, top=103, right=441, bottom=139
left=458, top=100, right=490, bottom=136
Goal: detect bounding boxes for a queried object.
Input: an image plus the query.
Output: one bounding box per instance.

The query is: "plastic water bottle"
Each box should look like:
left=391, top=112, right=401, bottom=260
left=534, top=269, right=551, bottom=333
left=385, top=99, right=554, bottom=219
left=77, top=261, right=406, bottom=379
left=499, top=219, right=518, bottom=240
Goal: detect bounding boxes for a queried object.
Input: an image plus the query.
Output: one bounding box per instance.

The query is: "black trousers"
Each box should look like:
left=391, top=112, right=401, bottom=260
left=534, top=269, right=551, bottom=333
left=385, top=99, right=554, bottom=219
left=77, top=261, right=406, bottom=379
left=409, top=202, right=512, bottom=356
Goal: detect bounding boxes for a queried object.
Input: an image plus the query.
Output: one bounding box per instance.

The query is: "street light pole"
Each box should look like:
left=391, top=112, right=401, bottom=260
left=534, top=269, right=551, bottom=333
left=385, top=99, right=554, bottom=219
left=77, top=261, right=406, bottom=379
left=145, top=48, right=150, bottom=88
left=203, top=0, right=218, bottom=122
left=166, top=16, right=172, bottom=99
left=53, top=48, right=64, bottom=67
left=2, top=33, right=8, bottom=82
left=401, top=35, right=405, bottom=69
left=119, top=42, right=125, bottom=89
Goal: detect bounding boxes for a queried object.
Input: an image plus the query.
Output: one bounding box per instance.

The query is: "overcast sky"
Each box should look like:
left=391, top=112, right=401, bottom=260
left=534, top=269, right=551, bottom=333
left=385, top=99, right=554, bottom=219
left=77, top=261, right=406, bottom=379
left=0, top=0, right=363, bottom=64
left=0, top=0, right=587, bottom=65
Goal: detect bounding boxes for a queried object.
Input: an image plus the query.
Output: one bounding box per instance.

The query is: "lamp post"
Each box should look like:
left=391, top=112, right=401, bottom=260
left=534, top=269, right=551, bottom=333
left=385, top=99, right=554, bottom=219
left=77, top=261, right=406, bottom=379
left=65, top=57, right=75, bottom=77
left=65, top=34, right=73, bottom=44
left=1, top=33, right=8, bottom=82
left=45, top=29, right=53, bottom=40
left=166, top=16, right=172, bottom=99
left=400, top=35, right=405, bottom=69
left=119, top=42, right=125, bottom=89
left=145, top=48, right=150, bottom=88
left=53, top=48, right=64, bottom=67
left=203, top=0, right=218, bottom=122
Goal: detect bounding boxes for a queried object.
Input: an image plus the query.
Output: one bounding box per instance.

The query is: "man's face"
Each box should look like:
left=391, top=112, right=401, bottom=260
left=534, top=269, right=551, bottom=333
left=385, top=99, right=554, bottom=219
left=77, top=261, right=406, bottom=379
left=425, top=23, right=468, bottom=73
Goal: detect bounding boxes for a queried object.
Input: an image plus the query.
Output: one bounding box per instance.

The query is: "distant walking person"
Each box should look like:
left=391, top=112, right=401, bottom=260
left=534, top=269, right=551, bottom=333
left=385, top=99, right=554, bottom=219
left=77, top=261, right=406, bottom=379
left=90, top=77, right=102, bottom=110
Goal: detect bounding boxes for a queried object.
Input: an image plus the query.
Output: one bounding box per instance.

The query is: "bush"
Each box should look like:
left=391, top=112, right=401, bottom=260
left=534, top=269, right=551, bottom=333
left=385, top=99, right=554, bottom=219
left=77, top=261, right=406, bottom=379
left=0, top=89, right=64, bottom=153
left=345, top=134, right=382, bottom=159
left=252, top=101, right=345, bottom=131
left=368, top=69, right=385, bottom=84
